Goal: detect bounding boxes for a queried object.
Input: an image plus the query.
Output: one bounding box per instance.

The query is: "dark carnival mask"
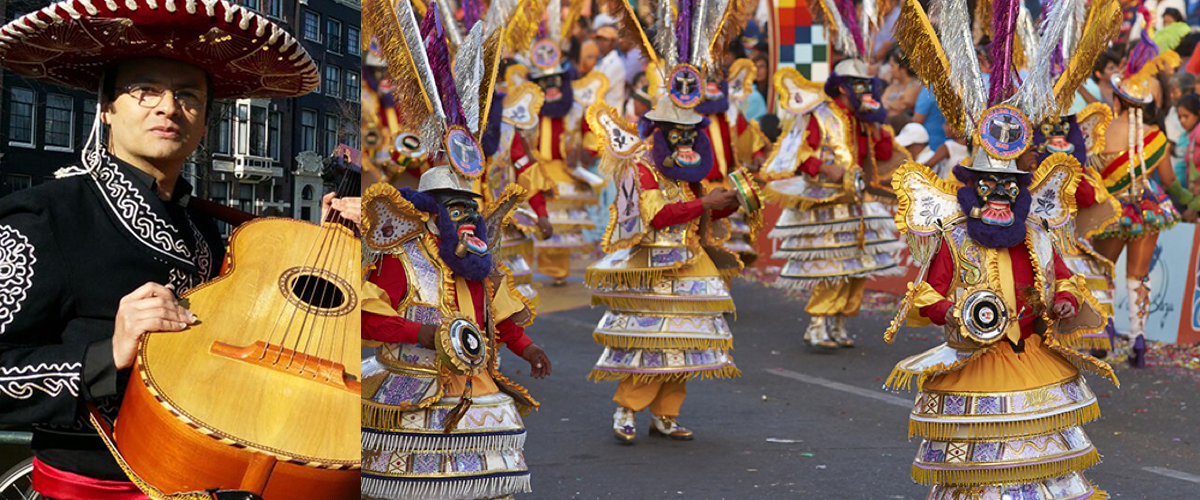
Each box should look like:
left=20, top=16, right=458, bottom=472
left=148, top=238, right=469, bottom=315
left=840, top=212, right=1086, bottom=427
left=972, top=173, right=1022, bottom=226
left=647, top=119, right=715, bottom=183
left=532, top=71, right=574, bottom=118
left=432, top=192, right=492, bottom=281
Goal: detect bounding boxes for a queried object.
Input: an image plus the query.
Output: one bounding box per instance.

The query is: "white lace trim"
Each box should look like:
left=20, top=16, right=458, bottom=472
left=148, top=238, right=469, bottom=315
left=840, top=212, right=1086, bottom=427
left=0, top=362, right=81, bottom=399
left=0, top=224, right=36, bottom=336
left=87, top=150, right=193, bottom=267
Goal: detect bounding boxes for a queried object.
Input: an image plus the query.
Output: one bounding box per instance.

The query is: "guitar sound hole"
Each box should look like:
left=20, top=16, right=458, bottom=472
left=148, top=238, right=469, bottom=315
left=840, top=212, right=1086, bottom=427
left=291, top=275, right=346, bottom=309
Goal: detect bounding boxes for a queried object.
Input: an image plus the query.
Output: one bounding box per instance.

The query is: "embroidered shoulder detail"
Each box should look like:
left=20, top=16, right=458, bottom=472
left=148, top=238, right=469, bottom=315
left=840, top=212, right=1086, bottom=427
left=0, top=224, right=36, bottom=335
left=0, top=362, right=81, bottom=399
left=89, top=151, right=192, bottom=266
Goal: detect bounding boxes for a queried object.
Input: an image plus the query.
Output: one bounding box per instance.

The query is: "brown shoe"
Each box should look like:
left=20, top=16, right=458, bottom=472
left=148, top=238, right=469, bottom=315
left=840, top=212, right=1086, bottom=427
left=649, top=415, right=693, bottom=440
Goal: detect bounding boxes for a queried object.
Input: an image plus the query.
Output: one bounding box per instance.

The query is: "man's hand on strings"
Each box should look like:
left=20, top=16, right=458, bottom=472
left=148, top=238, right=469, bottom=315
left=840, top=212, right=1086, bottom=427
left=113, top=282, right=196, bottom=370
left=321, top=192, right=361, bottom=228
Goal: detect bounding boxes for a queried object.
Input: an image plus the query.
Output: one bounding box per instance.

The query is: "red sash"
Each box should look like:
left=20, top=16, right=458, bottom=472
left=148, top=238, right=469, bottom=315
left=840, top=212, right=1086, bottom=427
left=32, top=459, right=148, bottom=500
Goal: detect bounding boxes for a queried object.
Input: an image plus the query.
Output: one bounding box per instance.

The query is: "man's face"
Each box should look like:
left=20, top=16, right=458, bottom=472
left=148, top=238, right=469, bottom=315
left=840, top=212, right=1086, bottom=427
left=595, top=36, right=617, bottom=56
left=974, top=173, right=1021, bottom=226
left=579, top=41, right=600, bottom=74
left=103, top=58, right=208, bottom=167
left=755, top=59, right=768, bottom=82
left=1098, top=61, right=1119, bottom=83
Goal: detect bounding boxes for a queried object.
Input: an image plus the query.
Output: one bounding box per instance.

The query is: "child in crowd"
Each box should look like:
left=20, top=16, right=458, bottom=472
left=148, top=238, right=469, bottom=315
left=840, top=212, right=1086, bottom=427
left=1173, top=93, right=1200, bottom=222
left=1167, top=72, right=1196, bottom=164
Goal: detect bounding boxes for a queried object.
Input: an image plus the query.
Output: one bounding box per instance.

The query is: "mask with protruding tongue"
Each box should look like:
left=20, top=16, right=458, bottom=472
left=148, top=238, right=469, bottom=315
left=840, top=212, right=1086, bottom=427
left=665, top=123, right=701, bottom=168
left=456, top=223, right=488, bottom=256
left=972, top=174, right=1021, bottom=227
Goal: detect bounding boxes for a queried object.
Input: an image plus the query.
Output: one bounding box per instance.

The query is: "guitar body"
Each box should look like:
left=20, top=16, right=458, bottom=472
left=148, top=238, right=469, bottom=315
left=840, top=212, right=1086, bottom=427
left=113, top=218, right=361, bottom=499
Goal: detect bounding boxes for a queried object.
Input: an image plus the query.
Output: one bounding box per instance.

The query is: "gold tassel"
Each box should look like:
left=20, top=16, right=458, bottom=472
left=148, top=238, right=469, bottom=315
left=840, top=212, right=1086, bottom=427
left=585, top=267, right=668, bottom=290
left=908, top=400, right=1102, bottom=440
left=910, top=447, right=1101, bottom=486
left=591, top=295, right=736, bottom=314
left=441, top=379, right=473, bottom=433
left=592, top=331, right=734, bottom=350
left=587, top=365, right=743, bottom=384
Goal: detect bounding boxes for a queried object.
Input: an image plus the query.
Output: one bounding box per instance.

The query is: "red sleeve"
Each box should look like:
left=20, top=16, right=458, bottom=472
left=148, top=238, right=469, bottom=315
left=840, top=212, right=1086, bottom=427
left=1052, top=251, right=1080, bottom=309
left=1075, top=179, right=1097, bottom=209
left=919, top=239, right=957, bottom=325
left=638, top=163, right=706, bottom=228
left=798, top=118, right=823, bottom=176
left=510, top=133, right=530, bottom=166
left=527, top=191, right=548, bottom=217
left=875, top=127, right=894, bottom=161
left=496, top=317, right=533, bottom=356
left=711, top=205, right=738, bottom=220
left=363, top=255, right=422, bottom=343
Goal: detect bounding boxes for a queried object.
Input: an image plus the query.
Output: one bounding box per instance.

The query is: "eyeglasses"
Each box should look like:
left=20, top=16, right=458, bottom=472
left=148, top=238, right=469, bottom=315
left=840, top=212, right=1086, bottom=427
left=121, top=83, right=206, bottom=113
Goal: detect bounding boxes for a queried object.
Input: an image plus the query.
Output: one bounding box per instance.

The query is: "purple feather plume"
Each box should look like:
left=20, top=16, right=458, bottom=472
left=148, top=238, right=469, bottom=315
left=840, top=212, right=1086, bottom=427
left=988, top=0, right=1019, bottom=106
left=677, top=0, right=694, bottom=64
left=422, top=8, right=467, bottom=128
left=1124, top=30, right=1161, bottom=78
left=835, top=0, right=865, bottom=58
left=463, top=0, right=485, bottom=31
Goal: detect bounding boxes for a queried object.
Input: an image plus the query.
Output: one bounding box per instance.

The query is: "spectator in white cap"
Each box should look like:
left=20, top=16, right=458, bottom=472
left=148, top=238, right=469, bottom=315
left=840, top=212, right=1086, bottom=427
left=895, top=122, right=932, bottom=162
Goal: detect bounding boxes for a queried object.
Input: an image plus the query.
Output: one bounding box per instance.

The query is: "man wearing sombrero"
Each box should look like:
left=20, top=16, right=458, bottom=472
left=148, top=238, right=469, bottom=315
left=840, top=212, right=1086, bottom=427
left=0, top=1, right=355, bottom=498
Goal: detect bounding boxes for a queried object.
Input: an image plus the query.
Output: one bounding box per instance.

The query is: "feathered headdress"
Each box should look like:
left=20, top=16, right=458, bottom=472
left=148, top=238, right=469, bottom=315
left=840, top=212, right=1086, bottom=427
left=896, top=0, right=1121, bottom=173
left=599, top=0, right=755, bottom=109
left=363, top=0, right=503, bottom=182
left=896, top=0, right=1121, bottom=138
left=1113, top=23, right=1181, bottom=105
left=509, top=0, right=580, bottom=79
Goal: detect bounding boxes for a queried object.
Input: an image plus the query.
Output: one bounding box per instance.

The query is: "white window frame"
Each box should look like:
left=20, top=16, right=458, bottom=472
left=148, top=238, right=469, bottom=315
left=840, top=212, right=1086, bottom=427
left=324, top=65, right=341, bottom=98
left=347, top=27, right=360, bottom=56
left=345, top=71, right=360, bottom=103
left=43, top=93, right=75, bottom=153
left=8, top=87, right=36, bottom=149
left=303, top=10, right=321, bottom=42
left=326, top=18, right=342, bottom=54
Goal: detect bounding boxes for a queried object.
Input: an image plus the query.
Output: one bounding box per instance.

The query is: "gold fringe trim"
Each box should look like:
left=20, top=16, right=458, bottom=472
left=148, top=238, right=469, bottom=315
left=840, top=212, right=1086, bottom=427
left=1044, top=336, right=1120, bottom=387
left=719, top=264, right=744, bottom=280
left=499, top=239, right=534, bottom=258
left=892, top=161, right=963, bottom=235
left=592, top=331, right=734, bottom=350
left=587, top=365, right=742, bottom=384
left=536, top=245, right=582, bottom=256
left=911, top=447, right=1100, bottom=486
left=585, top=263, right=681, bottom=290
left=1061, top=335, right=1113, bottom=351
left=908, top=400, right=1102, bottom=440
left=884, top=346, right=995, bottom=392
left=896, top=0, right=966, bottom=135
left=591, top=295, right=736, bottom=314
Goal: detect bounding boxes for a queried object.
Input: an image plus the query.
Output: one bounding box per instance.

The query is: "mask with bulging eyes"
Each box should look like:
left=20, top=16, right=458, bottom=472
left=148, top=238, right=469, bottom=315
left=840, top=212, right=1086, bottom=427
left=663, top=124, right=702, bottom=168
left=434, top=193, right=488, bottom=257
left=846, top=77, right=882, bottom=114
left=1038, top=118, right=1074, bottom=154
left=535, top=75, right=565, bottom=102
left=971, top=173, right=1021, bottom=226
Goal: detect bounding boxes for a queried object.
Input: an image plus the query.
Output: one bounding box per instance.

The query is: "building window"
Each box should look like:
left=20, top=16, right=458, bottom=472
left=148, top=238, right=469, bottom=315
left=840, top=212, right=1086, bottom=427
left=301, top=185, right=315, bottom=221
left=8, top=88, right=35, bottom=147
left=303, top=10, right=320, bottom=42
left=211, top=102, right=232, bottom=155
left=340, top=119, right=360, bottom=150
left=80, top=99, right=97, bottom=149
left=44, top=93, right=74, bottom=151
left=268, top=111, right=281, bottom=161
left=2, top=174, right=33, bottom=196
left=323, top=114, right=339, bottom=154
left=241, top=0, right=259, bottom=11
left=326, top=19, right=342, bottom=54
left=266, top=0, right=282, bottom=17
left=300, top=109, right=317, bottom=152
left=249, top=106, right=267, bottom=157
left=238, top=183, right=255, bottom=213
left=235, top=103, right=250, bottom=155
left=324, top=65, right=341, bottom=98
left=345, top=71, right=360, bottom=103
left=347, top=27, right=360, bottom=56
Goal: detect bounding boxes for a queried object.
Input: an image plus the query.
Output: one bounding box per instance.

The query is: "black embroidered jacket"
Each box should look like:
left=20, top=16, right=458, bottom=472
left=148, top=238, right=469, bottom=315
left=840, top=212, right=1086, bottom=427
left=0, top=150, right=225, bottom=480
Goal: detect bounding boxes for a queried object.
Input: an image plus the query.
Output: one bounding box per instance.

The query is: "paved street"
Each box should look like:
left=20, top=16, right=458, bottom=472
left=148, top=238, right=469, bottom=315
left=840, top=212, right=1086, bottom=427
left=505, top=279, right=1200, bottom=500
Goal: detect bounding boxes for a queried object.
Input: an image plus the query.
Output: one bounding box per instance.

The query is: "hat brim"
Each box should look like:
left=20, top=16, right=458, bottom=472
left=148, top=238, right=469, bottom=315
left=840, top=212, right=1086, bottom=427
left=644, top=106, right=704, bottom=125
left=0, top=0, right=318, bottom=99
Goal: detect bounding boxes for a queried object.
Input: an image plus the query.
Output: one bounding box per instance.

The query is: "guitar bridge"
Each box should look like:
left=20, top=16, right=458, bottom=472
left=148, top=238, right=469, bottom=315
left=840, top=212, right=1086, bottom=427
left=210, top=340, right=360, bottom=394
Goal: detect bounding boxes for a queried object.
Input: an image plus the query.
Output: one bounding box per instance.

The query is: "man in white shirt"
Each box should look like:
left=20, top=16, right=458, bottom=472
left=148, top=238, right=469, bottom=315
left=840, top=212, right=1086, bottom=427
left=594, top=26, right=627, bottom=109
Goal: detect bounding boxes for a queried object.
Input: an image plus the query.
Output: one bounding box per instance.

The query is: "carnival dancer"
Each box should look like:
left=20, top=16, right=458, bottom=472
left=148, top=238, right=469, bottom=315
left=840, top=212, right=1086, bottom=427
left=359, top=2, right=552, bottom=499
left=759, top=55, right=907, bottom=349
left=0, top=1, right=362, bottom=498
left=1092, top=26, right=1184, bottom=367
left=585, top=0, right=755, bottom=442
left=480, top=81, right=552, bottom=312
left=885, top=0, right=1123, bottom=497
left=1032, top=107, right=1125, bottom=357
left=363, top=39, right=433, bottom=189
left=699, top=57, right=770, bottom=265
left=515, top=0, right=608, bottom=287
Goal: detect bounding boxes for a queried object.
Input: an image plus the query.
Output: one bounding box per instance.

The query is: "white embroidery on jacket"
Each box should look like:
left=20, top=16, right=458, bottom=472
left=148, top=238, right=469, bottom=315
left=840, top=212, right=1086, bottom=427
left=0, top=224, right=36, bottom=335
left=0, top=362, right=81, bottom=399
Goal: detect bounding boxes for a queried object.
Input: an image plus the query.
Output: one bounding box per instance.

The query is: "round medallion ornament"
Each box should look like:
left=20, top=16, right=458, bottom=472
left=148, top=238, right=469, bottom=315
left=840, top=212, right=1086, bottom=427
left=668, top=64, right=704, bottom=109
left=958, top=288, right=1010, bottom=345
left=443, top=126, right=484, bottom=179
left=976, top=105, right=1032, bottom=160
left=531, top=39, right=562, bottom=70
left=853, top=169, right=866, bottom=201
left=439, top=317, right=490, bottom=375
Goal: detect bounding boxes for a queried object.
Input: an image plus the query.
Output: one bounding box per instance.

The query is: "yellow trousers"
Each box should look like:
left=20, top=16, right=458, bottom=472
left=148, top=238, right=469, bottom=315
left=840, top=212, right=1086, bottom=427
left=537, top=252, right=571, bottom=279
left=613, top=379, right=687, bottom=416
left=804, top=278, right=866, bottom=316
